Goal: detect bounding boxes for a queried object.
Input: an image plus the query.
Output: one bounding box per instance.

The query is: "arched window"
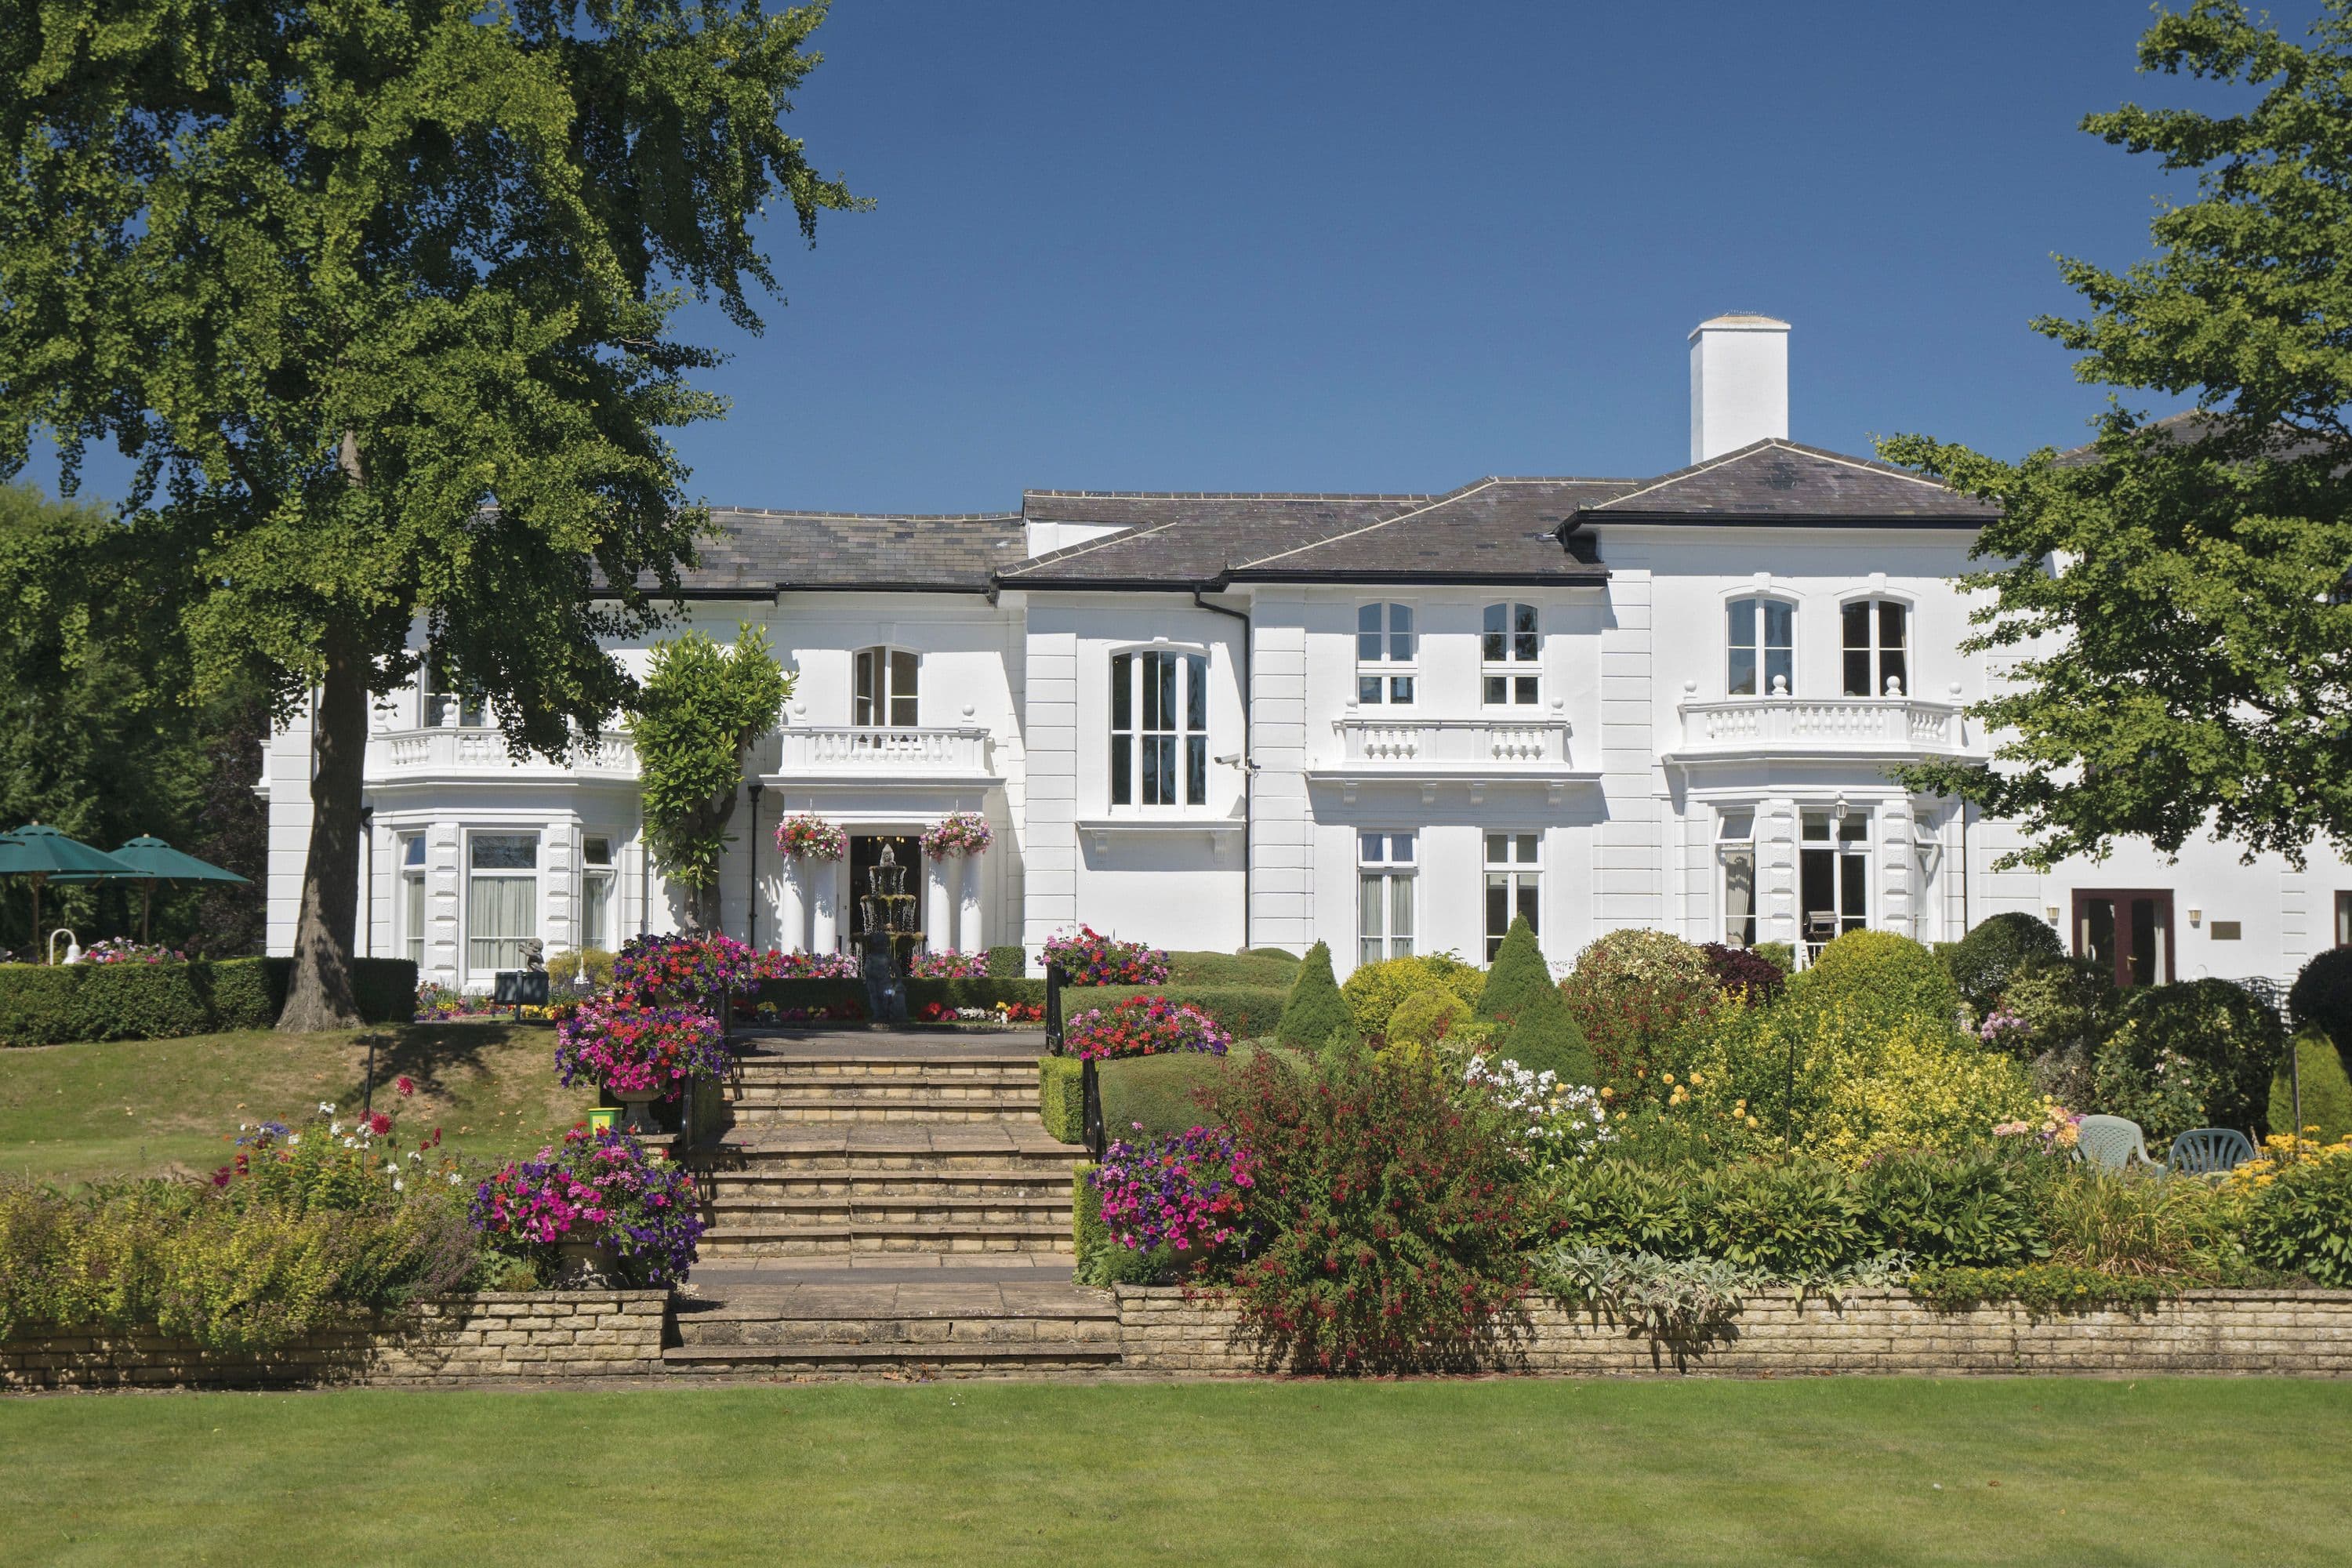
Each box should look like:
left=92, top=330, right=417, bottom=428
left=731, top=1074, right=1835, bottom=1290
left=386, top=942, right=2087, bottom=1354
left=1481, top=602, right=1540, bottom=706
left=1727, top=597, right=1793, bottom=696
left=854, top=647, right=919, bottom=728
left=1111, top=649, right=1208, bottom=807
left=1356, top=603, right=1415, bottom=704
left=1842, top=600, right=1908, bottom=697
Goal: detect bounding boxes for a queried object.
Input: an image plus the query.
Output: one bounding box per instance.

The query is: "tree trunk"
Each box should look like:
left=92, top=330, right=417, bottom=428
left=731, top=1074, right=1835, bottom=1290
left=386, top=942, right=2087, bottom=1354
left=687, top=777, right=742, bottom=933
left=278, top=643, right=367, bottom=1032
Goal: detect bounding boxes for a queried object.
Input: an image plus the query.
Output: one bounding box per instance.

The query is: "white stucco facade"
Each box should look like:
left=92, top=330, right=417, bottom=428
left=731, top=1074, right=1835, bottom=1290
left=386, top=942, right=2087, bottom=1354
left=257, top=324, right=2349, bottom=997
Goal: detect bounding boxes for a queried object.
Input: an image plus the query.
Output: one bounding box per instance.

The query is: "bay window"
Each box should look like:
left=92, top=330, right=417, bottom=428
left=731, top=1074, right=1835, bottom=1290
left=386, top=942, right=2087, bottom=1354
left=466, top=832, right=538, bottom=973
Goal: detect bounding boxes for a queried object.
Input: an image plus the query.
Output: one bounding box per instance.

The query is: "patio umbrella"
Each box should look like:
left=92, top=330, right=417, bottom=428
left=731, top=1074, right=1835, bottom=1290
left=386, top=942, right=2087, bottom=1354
left=51, top=834, right=251, bottom=945
left=0, top=824, right=139, bottom=962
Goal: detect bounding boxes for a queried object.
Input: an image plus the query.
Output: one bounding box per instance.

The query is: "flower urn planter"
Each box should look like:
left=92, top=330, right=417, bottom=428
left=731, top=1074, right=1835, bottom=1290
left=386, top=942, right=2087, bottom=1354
left=554, top=1232, right=620, bottom=1288
left=615, top=1090, right=662, bottom=1137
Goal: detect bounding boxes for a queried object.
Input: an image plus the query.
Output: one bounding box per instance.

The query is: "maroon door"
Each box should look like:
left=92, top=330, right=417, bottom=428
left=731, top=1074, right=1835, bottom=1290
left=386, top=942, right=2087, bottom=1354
left=2072, top=889, right=2174, bottom=989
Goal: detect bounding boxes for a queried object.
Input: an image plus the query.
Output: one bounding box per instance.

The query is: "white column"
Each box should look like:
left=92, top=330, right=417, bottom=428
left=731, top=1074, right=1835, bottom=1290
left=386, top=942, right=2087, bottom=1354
left=779, top=858, right=808, bottom=953
left=957, top=853, right=985, bottom=951
left=811, top=858, right=840, bottom=955
left=924, top=855, right=953, bottom=953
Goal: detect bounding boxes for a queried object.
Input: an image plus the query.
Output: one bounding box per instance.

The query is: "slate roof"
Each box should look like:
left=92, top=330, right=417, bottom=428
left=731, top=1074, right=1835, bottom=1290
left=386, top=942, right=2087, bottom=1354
left=652, top=508, right=1025, bottom=594
left=1572, top=439, right=1995, bottom=525
left=624, top=438, right=1991, bottom=598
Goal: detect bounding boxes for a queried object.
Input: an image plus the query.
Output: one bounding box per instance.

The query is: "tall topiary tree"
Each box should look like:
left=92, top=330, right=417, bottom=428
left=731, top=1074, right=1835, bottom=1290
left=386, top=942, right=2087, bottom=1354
left=1277, top=941, right=1356, bottom=1051
left=1946, top=912, right=2067, bottom=1015
left=0, top=2, right=858, bottom=1028
left=630, top=625, right=790, bottom=931
left=1476, top=916, right=1594, bottom=1085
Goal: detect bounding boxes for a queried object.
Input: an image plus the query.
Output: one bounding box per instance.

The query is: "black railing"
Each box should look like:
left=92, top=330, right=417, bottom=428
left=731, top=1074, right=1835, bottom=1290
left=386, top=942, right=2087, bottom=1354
left=1044, top=960, right=1065, bottom=1054
left=1081, top=1056, right=1105, bottom=1159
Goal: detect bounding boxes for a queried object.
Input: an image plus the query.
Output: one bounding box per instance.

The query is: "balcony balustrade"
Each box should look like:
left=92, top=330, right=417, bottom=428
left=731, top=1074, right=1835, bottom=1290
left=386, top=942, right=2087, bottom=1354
left=767, top=724, right=994, bottom=781
left=365, top=727, right=639, bottom=785
left=1671, top=695, right=1969, bottom=756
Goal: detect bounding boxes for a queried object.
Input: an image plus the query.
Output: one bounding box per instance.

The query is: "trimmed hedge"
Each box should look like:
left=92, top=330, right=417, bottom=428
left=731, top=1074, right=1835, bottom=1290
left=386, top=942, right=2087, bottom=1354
left=0, top=957, right=416, bottom=1047
left=746, top=978, right=870, bottom=1016
left=1083, top=984, right=1290, bottom=1041
left=986, top=945, right=1028, bottom=980
left=1038, top=1054, right=1084, bottom=1144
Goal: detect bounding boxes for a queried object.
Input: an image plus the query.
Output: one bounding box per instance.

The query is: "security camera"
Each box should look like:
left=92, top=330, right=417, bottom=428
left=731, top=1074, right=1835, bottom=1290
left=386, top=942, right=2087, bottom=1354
left=1214, top=752, right=1243, bottom=765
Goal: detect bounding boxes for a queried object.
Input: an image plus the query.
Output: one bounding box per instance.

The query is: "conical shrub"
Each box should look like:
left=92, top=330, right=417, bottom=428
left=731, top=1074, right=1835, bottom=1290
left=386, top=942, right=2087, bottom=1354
left=1476, top=916, right=1595, bottom=1084
left=1278, top=940, right=1358, bottom=1050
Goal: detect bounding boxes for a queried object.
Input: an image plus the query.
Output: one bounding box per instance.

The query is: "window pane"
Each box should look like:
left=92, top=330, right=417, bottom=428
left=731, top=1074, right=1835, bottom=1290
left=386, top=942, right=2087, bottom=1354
left=1360, top=873, right=1384, bottom=940
left=1111, top=654, right=1132, bottom=731
left=1357, top=603, right=1381, bottom=662
left=1763, top=600, right=1793, bottom=650
left=467, top=873, right=535, bottom=971
left=1514, top=876, right=1538, bottom=933
left=1724, top=850, right=1755, bottom=946
left=1359, top=832, right=1382, bottom=864
left=1842, top=600, right=1871, bottom=650
left=1145, top=654, right=1171, bottom=731
left=1839, top=815, right=1868, bottom=844
left=1485, top=833, right=1508, bottom=865
left=1483, top=602, right=1506, bottom=662
left=1185, top=654, right=1207, bottom=732
left=1388, top=604, right=1413, bottom=662
left=471, top=833, right=536, bottom=870
left=1186, top=735, right=1207, bottom=804
left=1111, top=735, right=1131, bottom=805
left=459, top=697, right=485, bottom=728
left=1147, top=736, right=1174, bottom=805
left=1484, top=675, right=1507, bottom=705
left=1359, top=675, right=1383, bottom=704
left=1719, top=811, right=1755, bottom=841
left=1515, top=833, right=1538, bottom=862
left=1878, top=601, right=1906, bottom=649
left=1392, top=833, right=1415, bottom=863
left=1727, top=647, right=1758, bottom=697
left=1728, top=598, right=1755, bottom=648
left=1514, top=676, right=1538, bottom=705
left=1389, top=675, right=1415, bottom=703
left=1839, top=853, right=1867, bottom=929
left=402, top=834, right=427, bottom=867
left=583, top=870, right=612, bottom=950
left=1843, top=648, right=1871, bottom=697
left=1765, top=647, right=1793, bottom=695
left=1486, top=875, right=1510, bottom=957
left=891, top=650, right=919, bottom=704
left=853, top=649, right=875, bottom=726
left=1802, top=818, right=1831, bottom=840
left=405, top=873, right=426, bottom=949
left=1513, top=604, right=1537, bottom=662
left=1390, top=875, right=1414, bottom=941
left=1879, top=647, right=1906, bottom=696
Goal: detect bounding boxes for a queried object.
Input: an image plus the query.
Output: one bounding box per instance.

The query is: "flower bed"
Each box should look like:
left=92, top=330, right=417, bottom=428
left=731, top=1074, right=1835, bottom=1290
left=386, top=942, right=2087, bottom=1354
left=907, top=949, right=986, bottom=979
left=917, top=1000, right=1044, bottom=1026
left=1065, top=995, right=1230, bottom=1061
left=920, top=811, right=991, bottom=858
left=1463, top=1054, right=1613, bottom=1165
left=82, top=938, right=184, bottom=964
left=1044, top=925, right=1171, bottom=985
left=554, top=995, right=728, bottom=1097
left=773, top=813, right=847, bottom=861
left=470, top=1125, right=703, bottom=1286
left=756, top=949, right=860, bottom=981
left=1091, top=1124, right=1258, bottom=1261
left=613, top=931, right=760, bottom=1003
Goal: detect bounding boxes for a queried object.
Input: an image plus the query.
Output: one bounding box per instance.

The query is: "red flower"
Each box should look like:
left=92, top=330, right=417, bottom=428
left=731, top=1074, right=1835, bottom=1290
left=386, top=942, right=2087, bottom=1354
left=395, top=1075, right=416, bottom=1097
left=366, top=1111, right=393, bottom=1136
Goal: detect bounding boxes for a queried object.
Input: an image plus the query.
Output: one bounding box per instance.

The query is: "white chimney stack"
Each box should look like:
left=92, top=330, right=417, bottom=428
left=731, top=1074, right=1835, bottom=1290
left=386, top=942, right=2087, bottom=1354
left=1688, top=314, right=1790, bottom=463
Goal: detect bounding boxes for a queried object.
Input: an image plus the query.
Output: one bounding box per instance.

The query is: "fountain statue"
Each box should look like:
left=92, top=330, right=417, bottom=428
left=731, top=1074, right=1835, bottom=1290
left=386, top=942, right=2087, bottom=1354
left=855, top=843, right=923, bottom=1023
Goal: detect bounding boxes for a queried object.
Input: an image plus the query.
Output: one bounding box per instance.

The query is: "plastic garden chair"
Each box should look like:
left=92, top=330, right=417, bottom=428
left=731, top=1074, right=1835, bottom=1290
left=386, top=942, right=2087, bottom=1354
left=2166, top=1127, right=2256, bottom=1178
left=2074, top=1115, right=2159, bottom=1173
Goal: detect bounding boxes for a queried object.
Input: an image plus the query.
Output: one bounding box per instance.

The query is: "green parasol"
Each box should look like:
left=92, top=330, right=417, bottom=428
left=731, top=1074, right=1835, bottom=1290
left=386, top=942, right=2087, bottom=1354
left=0, top=825, right=140, bottom=962
left=49, top=833, right=250, bottom=946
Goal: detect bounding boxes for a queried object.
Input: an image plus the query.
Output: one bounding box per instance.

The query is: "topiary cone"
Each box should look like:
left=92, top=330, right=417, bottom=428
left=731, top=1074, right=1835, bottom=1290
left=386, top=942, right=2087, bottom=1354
left=1475, top=916, right=1595, bottom=1085
left=1278, top=940, right=1358, bottom=1051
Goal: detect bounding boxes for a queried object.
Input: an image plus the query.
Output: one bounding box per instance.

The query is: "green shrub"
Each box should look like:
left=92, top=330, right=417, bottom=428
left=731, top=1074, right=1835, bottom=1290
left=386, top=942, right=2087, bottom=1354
left=986, top=945, right=1028, bottom=980
left=1751, top=942, right=1795, bottom=975
left=1909, top=1262, right=2176, bottom=1313
left=2287, top=945, right=2352, bottom=1057
left=2271, top=1034, right=2352, bottom=1143
left=1385, top=989, right=1472, bottom=1048
left=1802, top=929, right=1960, bottom=1026
left=2000, top=956, right=2118, bottom=1100
left=1476, top=916, right=1594, bottom=1085
left=1167, top=949, right=1299, bottom=989
left=1558, top=928, right=1719, bottom=1083
left=905, top=977, right=1044, bottom=1011
left=1339, top=951, right=1485, bottom=1037
left=1276, top=942, right=1356, bottom=1051
left=546, top=948, right=616, bottom=990
left=0, top=956, right=414, bottom=1047
left=1856, top=1146, right=2049, bottom=1267
left=1684, top=1160, right=1867, bottom=1277
left=1211, top=1039, right=1539, bottom=1372
left=1544, top=1159, right=1698, bottom=1256
left=1945, top=911, right=2066, bottom=1013
left=2038, top=1165, right=2247, bottom=1279
left=1038, top=1056, right=1084, bottom=1145
left=2243, top=1145, right=2352, bottom=1287
left=747, top=978, right=871, bottom=1018
left=2094, top=978, right=2285, bottom=1142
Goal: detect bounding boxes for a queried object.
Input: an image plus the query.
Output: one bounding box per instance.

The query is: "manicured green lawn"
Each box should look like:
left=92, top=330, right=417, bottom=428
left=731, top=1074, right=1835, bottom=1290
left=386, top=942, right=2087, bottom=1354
left=2, top=1378, right=2345, bottom=1566
left=0, top=1025, right=593, bottom=1184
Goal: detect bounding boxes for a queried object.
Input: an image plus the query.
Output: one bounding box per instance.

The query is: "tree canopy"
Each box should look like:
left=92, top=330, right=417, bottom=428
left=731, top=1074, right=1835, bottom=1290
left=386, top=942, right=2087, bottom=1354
left=1883, top=0, right=2352, bottom=869
left=0, top=1, right=857, bottom=1021
left=630, top=624, right=790, bottom=931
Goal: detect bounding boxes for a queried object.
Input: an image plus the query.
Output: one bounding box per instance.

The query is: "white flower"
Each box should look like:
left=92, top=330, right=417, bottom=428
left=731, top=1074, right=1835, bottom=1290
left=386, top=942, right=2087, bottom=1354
left=343, top=1137, right=358, bottom=1149
left=330, top=1121, right=343, bottom=1135
left=408, top=1150, right=422, bottom=1163
left=285, top=1133, right=300, bottom=1145
left=392, top=1178, right=404, bottom=1192
left=318, top=1102, right=335, bottom=1114
left=447, top=1172, right=461, bottom=1185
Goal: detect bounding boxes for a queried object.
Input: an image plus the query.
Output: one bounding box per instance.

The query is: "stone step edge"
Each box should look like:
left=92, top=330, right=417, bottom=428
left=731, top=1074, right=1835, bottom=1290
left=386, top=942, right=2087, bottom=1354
left=663, top=1345, right=1123, bottom=1366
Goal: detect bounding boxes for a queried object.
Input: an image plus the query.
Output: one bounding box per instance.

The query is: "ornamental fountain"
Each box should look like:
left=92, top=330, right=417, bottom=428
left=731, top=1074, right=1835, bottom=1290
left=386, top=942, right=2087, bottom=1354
left=855, top=842, right=922, bottom=1023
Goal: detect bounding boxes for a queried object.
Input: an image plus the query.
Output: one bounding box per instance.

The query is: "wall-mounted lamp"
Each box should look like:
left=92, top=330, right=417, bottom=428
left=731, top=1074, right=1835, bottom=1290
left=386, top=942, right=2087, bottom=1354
left=2044, top=906, right=2061, bottom=924
left=2187, top=907, right=2202, bottom=927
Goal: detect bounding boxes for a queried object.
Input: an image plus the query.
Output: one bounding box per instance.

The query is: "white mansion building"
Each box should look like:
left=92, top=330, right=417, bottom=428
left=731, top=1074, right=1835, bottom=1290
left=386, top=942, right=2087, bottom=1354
left=260, top=317, right=2351, bottom=995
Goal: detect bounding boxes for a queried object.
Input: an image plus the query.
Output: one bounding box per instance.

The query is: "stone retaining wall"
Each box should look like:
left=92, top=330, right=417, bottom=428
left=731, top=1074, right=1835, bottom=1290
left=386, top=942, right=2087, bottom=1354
left=0, top=1290, right=670, bottom=1391
left=1113, top=1286, right=2352, bottom=1377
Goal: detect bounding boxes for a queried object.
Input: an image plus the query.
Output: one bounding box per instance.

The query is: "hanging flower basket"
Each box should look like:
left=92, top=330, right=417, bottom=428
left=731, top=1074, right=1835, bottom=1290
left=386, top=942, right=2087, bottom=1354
left=774, top=813, right=848, bottom=862
left=920, top=812, right=992, bottom=859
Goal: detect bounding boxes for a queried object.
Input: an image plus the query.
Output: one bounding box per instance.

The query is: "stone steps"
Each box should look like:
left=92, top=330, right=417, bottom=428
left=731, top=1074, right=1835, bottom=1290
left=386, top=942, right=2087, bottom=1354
left=666, top=1268, right=1121, bottom=1377
left=699, top=1223, right=1072, bottom=1258
left=710, top=1167, right=1073, bottom=1200
left=731, top=1073, right=1036, bottom=1100
left=726, top=1094, right=1039, bottom=1124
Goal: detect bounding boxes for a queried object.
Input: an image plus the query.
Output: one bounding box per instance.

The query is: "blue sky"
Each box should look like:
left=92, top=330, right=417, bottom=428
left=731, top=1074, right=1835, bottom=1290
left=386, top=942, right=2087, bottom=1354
left=32, top=1, right=2281, bottom=513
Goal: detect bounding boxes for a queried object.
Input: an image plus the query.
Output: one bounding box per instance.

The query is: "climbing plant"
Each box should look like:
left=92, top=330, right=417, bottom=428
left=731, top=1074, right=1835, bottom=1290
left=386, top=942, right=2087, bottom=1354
left=629, top=626, right=790, bottom=930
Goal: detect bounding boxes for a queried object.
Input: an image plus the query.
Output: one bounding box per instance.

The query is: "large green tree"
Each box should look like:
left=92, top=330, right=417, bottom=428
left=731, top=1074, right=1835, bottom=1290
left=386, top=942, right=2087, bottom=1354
left=0, top=2, right=856, bottom=1025
left=1884, top=0, right=2352, bottom=869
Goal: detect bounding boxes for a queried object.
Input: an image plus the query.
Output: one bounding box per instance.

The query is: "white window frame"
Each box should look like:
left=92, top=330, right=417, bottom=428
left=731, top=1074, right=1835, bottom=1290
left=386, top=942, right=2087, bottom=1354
left=398, top=833, right=428, bottom=965
left=1726, top=596, right=1795, bottom=698
left=1799, top=810, right=1871, bottom=963
left=1841, top=597, right=1911, bottom=698
left=466, top=830, right=539, bottom=975
left=1110, top=648, right=1210, bottom=809
left=1357, top=831, right=1417, bottom=967
left=1480, top=602, right=1541, bottom=707
left=1482, top=830, right=1541, bottom=963
left=580, top=833, right=616, bottom=953
left=853, top=646, right=920, bottom=729
left=1717, top=810, right=1757, bottom=949
left=1355, top=603, right=1417, bottom=706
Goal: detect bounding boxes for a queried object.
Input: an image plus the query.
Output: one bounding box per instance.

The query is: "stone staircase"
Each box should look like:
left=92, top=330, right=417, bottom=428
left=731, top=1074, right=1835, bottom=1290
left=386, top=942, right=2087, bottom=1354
left=668, top=1027, right=1111, bottom=1377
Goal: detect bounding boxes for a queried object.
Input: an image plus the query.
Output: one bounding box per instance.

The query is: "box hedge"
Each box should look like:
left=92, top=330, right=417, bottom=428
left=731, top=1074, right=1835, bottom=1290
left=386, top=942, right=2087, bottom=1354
left=0, top=957, right=417, bottom=1047
left=986, top=945, right=1028, bottom=979
left=1038, top=1054, right=1085, bottom=1144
